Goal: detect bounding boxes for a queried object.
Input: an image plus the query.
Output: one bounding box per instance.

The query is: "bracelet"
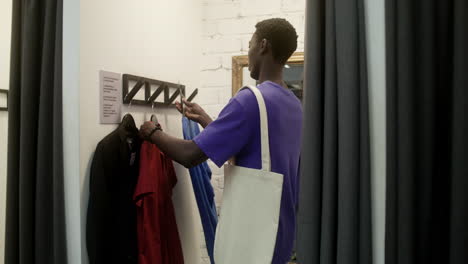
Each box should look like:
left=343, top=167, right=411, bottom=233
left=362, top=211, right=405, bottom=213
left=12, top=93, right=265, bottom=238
left=148, top=123, right=162, bottom=139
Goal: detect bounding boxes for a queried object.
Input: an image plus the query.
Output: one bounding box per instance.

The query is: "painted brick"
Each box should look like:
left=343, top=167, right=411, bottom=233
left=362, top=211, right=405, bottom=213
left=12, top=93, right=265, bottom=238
left=202, top=55, right=223, bottom=70
left=207, top=160, right=216, bottom=169
left=212, top=174, right=224, bottom=189
left=201, top=245, right=208, bottom=254
left=217, top=176, right=225, bottom=189
left=211, top=178, right=217, bottom=190
left=197, top=88, right=221, bottom=105
left=203, top=2, right=241, bottom=20
left=298, top=41, right=304, bottom=51
left=203, top=0, right=241, bottom=4
left=240, top=35, right=253, bottom=52
left=202, top=104, right=225, bottom=119
left=203, top=36, right=242, bottom=54
left=207, top=160, right=222, bottom=172
left=240, top=0, right=281, bottom=16
left=254, top=14, right=278, bottom=22
left=217, top=17, right=257, bottom=36
left=281, top=0, right=306, bottom=12
left=214, top=188, right=224, bottom=205
left=219, top=87, right=233, bottom=104
left=220, top=54, right=235, bottom=69
left=298, top=33, right=305, bottom=46
left=285, top=13, right=305, bottom=32
left=203, top=21, right=219, bottom=37
left=200, top=69, right=230, bottom=87
left=201, top=257, right=211, bottom=264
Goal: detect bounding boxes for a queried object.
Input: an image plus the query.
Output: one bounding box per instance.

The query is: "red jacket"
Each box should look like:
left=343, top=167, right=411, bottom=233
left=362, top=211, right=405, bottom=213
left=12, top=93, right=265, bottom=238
left=134, top=141, right=184, bottom=264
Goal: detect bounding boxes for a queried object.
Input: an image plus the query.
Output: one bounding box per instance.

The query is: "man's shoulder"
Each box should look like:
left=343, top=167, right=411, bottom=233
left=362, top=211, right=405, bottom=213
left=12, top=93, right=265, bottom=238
left=233, top=87, right=256, bottom=101
left=231, top=87, right=258, bottom=110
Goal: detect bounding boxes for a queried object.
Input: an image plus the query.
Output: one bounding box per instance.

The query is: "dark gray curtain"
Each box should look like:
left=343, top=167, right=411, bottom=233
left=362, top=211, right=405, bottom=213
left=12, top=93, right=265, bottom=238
left=297, top=0, right=372, bottom=263
left=5, top=0, right=67, bottom=263
left=385, top=0, right=468, bottom=263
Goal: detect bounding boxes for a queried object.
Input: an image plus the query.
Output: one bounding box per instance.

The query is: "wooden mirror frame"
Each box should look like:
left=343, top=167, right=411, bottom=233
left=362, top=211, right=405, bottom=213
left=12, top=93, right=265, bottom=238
left=231, top=52, right=305, bottom=96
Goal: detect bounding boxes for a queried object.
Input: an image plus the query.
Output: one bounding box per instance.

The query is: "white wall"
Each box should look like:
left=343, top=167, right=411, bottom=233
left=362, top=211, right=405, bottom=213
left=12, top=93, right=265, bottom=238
left=198, top=1, right=305, bottom=262
left=79, top=1, right=204, bottom=263
left=364, top=0, right=386, bottom=263
left=0, top=0, right=12, bottom=262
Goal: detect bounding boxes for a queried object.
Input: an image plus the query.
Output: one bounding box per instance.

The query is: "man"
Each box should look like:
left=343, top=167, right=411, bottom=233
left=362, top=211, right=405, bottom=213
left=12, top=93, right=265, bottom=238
left=140, top=18, right=302, bottom=264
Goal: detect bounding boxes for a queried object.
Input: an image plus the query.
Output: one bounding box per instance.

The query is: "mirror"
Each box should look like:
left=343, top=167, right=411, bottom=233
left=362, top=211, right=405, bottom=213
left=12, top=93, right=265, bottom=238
left=231, top=52, right=304, bottom=100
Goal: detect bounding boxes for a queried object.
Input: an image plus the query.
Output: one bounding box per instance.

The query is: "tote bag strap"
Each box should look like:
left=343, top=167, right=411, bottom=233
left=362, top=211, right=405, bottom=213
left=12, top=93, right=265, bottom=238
left=238, top=85, right=271, bottom=172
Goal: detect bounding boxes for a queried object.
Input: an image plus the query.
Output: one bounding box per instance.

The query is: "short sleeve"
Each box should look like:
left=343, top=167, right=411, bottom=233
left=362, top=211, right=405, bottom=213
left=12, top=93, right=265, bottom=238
left=193, top=99, right=251, bottom=167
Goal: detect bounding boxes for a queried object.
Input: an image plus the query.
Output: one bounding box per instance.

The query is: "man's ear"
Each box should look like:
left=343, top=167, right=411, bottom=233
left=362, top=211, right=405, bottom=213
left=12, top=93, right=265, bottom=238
left=259, top=38, right=269, bottom=55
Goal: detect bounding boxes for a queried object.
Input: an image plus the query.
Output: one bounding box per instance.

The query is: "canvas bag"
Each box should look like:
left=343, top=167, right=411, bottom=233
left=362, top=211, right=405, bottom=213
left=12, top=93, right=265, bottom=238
left=214, top=85, right=284, bottom=264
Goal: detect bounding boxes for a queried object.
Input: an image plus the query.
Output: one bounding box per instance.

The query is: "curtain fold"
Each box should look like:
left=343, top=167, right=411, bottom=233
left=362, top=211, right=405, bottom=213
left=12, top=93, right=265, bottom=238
left=385, top=0, right=468, bottom=263
left=5, top=0, right=67, bottom=263
left=297, top=0, right=372, bottom=263
left=449, top=1, right=468, bottom=262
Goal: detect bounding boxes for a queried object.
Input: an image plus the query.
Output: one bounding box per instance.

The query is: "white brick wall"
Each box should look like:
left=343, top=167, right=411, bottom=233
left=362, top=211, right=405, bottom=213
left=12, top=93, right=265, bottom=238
left=200, top=68, right=231, bottom=87
left=202, top=36, right=243, bottom=54
left=203, top=2, right=241, bottom=20
left=197, top=1, right=305, bottom=263
left=240, top=0, right=282, bottom=16
left=281, top=0, right=306, bottom=12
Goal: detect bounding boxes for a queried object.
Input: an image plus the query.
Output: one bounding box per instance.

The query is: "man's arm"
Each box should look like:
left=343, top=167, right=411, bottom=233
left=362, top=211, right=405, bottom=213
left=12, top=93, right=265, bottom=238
left=141, top=122, right=208, bottom=168
left=140, top=99, right=213, bottom=168
left=140, top=97, right=248, bottom=168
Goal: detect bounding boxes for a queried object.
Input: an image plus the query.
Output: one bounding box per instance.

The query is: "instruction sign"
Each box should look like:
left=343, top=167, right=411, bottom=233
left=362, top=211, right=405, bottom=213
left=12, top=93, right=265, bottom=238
left=100, top=70, right=121, bottom=124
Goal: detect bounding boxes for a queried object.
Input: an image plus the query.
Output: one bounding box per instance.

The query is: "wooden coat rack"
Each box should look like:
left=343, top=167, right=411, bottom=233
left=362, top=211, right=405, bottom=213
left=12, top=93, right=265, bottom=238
left=122, top=74, right=198, bottom=108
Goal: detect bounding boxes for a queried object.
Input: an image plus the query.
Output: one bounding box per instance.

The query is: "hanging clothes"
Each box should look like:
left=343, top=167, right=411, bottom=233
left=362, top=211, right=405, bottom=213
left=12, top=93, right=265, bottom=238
left=134, top=141, right=184, bottom=264
left=86, top=115, right=141, bottom=264
left=182, top=117, right=217, bottom=264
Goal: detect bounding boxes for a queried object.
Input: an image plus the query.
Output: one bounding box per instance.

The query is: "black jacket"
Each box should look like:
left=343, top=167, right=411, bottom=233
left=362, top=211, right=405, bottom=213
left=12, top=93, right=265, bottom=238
left=86, top=124, right=141, bottom=264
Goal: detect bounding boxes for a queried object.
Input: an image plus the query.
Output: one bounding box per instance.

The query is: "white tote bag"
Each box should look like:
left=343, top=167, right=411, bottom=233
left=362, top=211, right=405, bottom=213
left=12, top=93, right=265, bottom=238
left=214, top=85, right=284, bottom=264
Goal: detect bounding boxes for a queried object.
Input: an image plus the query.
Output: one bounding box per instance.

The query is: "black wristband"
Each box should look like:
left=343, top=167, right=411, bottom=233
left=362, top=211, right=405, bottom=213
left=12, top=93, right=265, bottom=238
left=148, top=123, right=162, bottom=139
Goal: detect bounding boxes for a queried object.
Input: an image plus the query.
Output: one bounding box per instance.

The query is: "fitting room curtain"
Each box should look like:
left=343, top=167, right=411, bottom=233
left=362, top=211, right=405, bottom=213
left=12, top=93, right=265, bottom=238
left=5, top=0, right=67, bottom=263
left=296, top=0, right=372, bottom=263
left=385, top=0, right=468, bottom=263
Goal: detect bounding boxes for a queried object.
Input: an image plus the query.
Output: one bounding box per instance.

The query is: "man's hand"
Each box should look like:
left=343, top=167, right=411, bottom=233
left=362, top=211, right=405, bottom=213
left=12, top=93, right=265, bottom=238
left=140, top=121, right=157, bottom=141
left=139, top=119, right=208, bottom=168
left=175, top=99, right=213, bottom=128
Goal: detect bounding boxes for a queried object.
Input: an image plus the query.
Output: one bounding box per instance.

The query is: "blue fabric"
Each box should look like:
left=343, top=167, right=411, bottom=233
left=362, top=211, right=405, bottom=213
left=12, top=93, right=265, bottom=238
left=182, top=117, right=218, bottom=264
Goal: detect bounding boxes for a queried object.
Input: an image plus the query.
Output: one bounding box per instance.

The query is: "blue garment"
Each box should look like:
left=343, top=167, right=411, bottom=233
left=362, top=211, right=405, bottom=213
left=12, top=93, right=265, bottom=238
left=182, top=117, right=218, bottom=264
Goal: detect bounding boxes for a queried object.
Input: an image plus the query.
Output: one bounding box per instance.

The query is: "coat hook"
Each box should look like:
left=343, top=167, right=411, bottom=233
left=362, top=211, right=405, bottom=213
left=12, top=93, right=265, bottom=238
left=186, top=88, right=198, bottom=102
left=179, top=87, right=185, bottom=116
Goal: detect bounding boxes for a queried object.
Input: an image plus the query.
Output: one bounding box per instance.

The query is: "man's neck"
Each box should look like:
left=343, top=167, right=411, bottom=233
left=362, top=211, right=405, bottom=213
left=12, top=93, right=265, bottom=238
left=258, top=59, right=286, bottom=88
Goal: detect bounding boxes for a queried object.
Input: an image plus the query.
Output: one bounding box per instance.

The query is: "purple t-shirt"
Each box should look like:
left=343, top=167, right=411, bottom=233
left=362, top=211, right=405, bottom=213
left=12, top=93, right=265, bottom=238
left=193, top=81, right=303, bottom=264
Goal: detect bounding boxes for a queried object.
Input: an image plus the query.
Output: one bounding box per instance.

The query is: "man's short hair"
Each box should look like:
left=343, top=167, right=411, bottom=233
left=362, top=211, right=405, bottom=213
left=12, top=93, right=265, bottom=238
left=255, top=18, right=298, bottom=64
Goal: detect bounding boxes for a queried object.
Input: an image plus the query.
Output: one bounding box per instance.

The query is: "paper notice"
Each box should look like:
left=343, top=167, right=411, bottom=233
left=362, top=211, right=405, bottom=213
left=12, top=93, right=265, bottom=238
left=100, top=70, right=122, bottom=124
